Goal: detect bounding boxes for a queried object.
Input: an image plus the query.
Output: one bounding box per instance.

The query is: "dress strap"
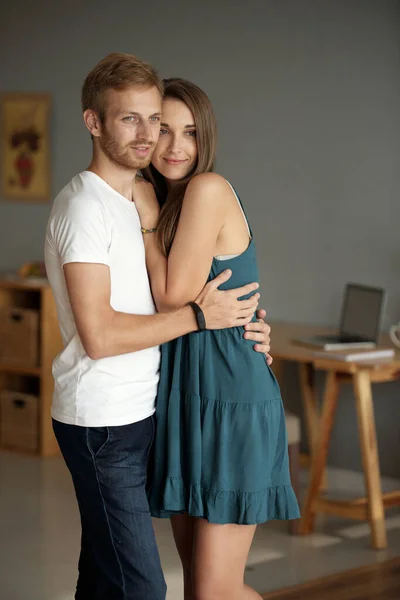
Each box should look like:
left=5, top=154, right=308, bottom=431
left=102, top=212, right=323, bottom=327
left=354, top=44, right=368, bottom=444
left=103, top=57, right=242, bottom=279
left=225, top=181, right=252, bottom=238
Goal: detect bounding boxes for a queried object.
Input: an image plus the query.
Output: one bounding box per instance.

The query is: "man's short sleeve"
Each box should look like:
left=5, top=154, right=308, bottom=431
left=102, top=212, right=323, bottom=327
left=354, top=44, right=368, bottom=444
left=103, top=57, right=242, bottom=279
left=52, top=195, right=110, bottom=267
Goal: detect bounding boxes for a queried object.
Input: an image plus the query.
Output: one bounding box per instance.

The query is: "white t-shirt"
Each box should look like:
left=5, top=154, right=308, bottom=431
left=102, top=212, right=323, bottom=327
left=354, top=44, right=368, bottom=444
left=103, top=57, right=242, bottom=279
left=44, top=171, right=160, bottom=427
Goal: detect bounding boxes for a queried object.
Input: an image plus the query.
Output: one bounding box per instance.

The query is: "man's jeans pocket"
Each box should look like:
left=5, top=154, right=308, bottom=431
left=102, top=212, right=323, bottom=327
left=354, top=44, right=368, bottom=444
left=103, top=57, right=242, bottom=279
left=87, top=427, right=110, bottom=458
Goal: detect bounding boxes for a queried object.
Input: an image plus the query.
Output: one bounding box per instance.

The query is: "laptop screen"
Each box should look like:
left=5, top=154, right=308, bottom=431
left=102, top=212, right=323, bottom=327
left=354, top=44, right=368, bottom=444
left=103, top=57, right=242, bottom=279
left=340, top=284, right=384, bottom=342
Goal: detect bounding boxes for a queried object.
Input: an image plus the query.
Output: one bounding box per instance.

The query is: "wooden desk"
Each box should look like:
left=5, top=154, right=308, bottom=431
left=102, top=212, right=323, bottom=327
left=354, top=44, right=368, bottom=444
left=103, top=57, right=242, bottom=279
left=271, top=322, right=400, bottom=549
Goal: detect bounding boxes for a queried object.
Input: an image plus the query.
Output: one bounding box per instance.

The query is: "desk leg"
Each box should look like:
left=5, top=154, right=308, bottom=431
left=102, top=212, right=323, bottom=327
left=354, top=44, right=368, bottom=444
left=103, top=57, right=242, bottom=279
left=271, top=358, right=285, bottom=389
left=353, top=370, right=387, bottom=550
left=299, top=363, right=319, bottom=457
left=299, top=363, right=328, bottom=490
left=299, top=370, right=340, bottom=534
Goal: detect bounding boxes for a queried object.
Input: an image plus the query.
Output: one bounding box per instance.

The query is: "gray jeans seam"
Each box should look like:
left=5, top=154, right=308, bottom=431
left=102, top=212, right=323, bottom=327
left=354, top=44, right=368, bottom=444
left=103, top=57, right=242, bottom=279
left=146, top=414, right=156, bottom=458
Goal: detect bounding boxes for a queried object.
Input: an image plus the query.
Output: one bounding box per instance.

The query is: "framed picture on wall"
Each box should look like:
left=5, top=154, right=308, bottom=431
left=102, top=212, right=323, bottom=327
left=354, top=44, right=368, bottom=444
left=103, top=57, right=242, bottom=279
left=1, top=92, right=51, bottom=202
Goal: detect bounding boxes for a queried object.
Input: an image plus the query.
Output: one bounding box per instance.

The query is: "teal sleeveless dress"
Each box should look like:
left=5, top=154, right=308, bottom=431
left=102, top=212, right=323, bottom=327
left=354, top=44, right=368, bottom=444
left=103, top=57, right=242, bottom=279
left=147, top=186, right=300, bottom=525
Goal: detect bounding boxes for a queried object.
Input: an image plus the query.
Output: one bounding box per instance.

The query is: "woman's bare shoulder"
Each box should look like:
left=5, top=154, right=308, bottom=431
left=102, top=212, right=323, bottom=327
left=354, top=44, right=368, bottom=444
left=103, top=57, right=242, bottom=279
left=135, top=175, right=155, bottom=191
left=185, top=173, right=233, bottom=208
left=133, top=175, right=156, bottom=199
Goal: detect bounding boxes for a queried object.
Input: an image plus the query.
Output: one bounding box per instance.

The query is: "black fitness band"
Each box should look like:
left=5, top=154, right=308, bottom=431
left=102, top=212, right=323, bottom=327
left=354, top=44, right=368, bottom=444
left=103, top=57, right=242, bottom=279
left=188, top=301, right=206, bottom=332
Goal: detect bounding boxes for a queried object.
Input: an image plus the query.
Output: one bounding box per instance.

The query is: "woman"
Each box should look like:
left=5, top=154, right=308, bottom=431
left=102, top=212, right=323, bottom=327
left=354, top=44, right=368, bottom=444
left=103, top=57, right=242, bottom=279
left=134, top=79, right=300, bottom=600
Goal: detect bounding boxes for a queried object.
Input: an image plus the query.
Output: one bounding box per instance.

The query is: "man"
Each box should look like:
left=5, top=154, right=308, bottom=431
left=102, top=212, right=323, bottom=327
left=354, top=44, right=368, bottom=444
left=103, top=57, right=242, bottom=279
left=44, top=53, right=272, bottom=600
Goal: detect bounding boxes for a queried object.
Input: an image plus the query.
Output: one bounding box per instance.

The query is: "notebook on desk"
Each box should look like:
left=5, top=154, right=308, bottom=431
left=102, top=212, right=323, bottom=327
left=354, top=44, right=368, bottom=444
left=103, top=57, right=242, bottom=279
left=311, top=348, right=394, bottom=362
left=294, top=283, right=386, bottom=350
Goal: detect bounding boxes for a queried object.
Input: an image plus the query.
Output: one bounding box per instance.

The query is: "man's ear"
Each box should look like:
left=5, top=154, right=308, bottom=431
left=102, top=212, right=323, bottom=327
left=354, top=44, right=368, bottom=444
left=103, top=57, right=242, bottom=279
left=83, top=109, right=101, bottom=139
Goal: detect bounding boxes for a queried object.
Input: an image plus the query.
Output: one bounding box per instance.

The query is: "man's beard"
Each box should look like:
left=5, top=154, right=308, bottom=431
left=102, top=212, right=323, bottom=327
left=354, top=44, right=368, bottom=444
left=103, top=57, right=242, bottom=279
left=99, top=128, right=154, bottom=170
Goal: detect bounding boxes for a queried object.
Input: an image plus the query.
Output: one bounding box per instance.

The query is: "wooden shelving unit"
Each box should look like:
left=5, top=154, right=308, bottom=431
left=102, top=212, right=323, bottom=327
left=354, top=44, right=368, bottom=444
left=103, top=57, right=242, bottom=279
left=0, top=277, right=63, bottom=456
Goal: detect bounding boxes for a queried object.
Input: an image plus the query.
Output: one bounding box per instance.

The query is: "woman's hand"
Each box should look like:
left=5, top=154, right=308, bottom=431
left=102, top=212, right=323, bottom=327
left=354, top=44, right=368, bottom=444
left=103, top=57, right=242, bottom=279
left=132, top=177, right=160, bottom=228
left=244, top=309, right=273, bottom=365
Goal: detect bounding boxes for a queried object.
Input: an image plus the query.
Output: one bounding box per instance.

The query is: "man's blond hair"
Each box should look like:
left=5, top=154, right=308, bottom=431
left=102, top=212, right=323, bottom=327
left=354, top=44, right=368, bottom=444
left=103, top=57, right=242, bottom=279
left=81, top=53, right=163, bottom=121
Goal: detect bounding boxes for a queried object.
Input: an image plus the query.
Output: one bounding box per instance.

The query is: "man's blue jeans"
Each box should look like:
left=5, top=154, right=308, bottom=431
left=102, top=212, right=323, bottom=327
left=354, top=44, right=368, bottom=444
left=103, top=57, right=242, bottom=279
left=53, top=415, right=167, bottom=600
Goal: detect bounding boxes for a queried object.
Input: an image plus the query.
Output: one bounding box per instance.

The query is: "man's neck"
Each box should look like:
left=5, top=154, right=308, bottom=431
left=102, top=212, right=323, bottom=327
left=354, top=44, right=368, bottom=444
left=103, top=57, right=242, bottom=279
left=87, top=155, right=138, bottom=202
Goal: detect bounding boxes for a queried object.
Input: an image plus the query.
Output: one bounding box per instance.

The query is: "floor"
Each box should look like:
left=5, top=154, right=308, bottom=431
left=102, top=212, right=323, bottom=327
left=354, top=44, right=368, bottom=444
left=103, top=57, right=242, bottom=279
left=261, top=557, right=400, bottom=600
left=1, top=452, right=400, bottom=600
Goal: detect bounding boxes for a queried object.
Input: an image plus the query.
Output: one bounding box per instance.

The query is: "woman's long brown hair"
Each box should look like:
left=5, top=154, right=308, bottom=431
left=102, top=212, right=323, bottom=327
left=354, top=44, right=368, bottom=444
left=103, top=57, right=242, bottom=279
left=142, top=78, right=217, bottom=256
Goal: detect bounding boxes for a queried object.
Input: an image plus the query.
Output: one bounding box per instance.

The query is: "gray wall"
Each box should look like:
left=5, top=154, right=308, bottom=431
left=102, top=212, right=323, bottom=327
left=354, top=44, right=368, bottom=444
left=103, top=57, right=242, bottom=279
left=1, top=0, right=400, bottom=477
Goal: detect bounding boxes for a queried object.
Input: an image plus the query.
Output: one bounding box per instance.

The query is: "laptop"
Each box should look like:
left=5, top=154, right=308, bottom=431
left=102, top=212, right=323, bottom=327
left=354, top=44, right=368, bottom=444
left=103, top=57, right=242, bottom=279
left=294, top=283, right=386, bottom=350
